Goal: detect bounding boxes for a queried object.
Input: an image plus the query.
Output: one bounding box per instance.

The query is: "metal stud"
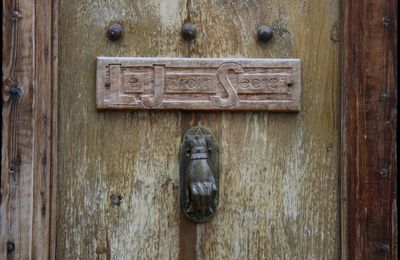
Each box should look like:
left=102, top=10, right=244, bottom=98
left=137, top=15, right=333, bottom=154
left=379, top=167, right=388, bottom=178
left=9, top=80, right=23, bottom=97
left=257, top=26, right=274, bottom=43
left=107, top=23, right=123, bottom=41
left=181, top=23, right=197, bottom=41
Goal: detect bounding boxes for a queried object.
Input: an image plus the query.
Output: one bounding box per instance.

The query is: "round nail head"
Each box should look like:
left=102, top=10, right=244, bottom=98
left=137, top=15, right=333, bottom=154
left=257, top=26, right=274, bottom=43
left=380, top=243, right=390, bottom=252
left=110, top=194, right=122, bottom=205
left=11, top=11, right=20, bottom=20
left=181, top=23, right=197, bottom=41
left=7, top=242, right=15, bottom=253
left=107, top=23, right=123, bottom=41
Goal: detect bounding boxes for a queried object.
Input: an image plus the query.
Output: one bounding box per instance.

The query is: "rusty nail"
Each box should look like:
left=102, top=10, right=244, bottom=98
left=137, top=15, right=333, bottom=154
left=7, top=242, right=15, bottom=253
left=9, top=163, right=17, bottom=172
left=110, top=194, right=122, bottom=205
left=383, top=16, right=390, bottom=26
left=105, top=82, right=111, bottom=88
left=379, top=167, right=388, bottom=178
left=11, top=10, right=20, bottom=20
left=181, top=23, right=197, bottom=41
left=107, top=23, right=123, bottom=41
left=9, top=81, right=23, bottom=97
left=380, top=91, right=389, bottom=101
left=257, top=26, right=274, bottom=43
left=380, top=243, right=390, bottom=252
left=10, top=87, right=19, bottom=95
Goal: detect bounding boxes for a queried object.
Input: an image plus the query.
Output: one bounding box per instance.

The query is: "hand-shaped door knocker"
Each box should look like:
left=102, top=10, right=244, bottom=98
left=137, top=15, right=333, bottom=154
left=180, top=127, right=219, bottom=223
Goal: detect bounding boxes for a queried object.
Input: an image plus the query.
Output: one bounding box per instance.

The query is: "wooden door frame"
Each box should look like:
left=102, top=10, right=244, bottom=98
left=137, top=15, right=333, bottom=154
left=341, top=1, right=397, bottom=259
left=1, top=0, right=58, bottom=259
left=1, top=0, right=397, bottom=259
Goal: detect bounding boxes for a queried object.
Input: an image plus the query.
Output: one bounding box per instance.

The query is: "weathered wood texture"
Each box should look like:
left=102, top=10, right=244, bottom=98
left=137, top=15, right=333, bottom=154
left=57, top=0, right=340, bottom=259
left=342, top=0, right=397, bottom=259
left=96, top=57, right=301, bottom=111
left=1, top=0, right=58, bottom=259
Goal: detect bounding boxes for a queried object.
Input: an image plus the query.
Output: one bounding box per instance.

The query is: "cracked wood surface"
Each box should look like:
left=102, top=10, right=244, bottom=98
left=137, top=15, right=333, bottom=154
left=57, top=0, right=340, bottom=259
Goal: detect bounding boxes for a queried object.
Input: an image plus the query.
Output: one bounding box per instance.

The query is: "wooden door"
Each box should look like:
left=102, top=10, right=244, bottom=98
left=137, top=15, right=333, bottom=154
left=56, top=0, right=340, bottom=259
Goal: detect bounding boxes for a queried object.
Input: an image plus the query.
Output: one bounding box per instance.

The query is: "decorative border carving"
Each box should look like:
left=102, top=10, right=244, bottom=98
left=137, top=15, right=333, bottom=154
left=96, top=57, right=301, bottom=111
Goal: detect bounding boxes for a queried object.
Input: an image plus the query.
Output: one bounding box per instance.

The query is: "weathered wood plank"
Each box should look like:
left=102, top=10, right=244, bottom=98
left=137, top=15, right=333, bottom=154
left=96, top=57, right=301, bottom=111
left=342, top=0, right=397, bottom=259
left=57, top=0, right=340, bottom=259
left=1, top=1, right=35, bottom=258
left=1, top=0, right=58, bottom=259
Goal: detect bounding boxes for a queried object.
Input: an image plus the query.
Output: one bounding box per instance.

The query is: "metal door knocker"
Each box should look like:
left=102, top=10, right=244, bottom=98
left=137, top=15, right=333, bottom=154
left=180, top=126, right=219, bottom=223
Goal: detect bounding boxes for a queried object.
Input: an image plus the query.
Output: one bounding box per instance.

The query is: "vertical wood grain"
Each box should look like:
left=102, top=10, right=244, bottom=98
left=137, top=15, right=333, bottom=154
left=1, top=0, right=58, bottom=259
left=342, top=1, right=397, bottom=259
left=57, top=0, right=340, bottom=259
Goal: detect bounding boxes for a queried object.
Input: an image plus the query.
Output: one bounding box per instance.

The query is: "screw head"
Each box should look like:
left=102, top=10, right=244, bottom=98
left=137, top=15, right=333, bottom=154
left=107, top=23, right=123, bottom=41
left=181, top=23, right=197, bottom=41
left=257, top=26, right=274, bottom=43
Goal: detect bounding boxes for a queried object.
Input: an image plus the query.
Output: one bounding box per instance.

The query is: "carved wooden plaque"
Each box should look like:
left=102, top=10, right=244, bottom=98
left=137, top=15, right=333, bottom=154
left=96, top=57, right=301, bottom=111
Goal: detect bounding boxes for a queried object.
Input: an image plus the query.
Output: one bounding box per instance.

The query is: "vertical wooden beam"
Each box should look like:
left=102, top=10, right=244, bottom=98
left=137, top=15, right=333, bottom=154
left=342, top=0, right=397, bottom=259
left=1, top=0, right=58, bottom=259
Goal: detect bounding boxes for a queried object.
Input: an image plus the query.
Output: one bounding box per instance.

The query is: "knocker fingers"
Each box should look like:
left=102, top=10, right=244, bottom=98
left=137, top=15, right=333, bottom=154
left=205, top=183, right=213, bottom=210
left=190, top=184, right=201, bottom=209
left=199, top=184, right=208, bottom=213
left=200, top=182, right=214, bottom=213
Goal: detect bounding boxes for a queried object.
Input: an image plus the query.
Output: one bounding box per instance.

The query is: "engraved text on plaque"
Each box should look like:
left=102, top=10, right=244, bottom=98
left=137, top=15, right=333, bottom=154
left=96, top=57, right=301, bottom=111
